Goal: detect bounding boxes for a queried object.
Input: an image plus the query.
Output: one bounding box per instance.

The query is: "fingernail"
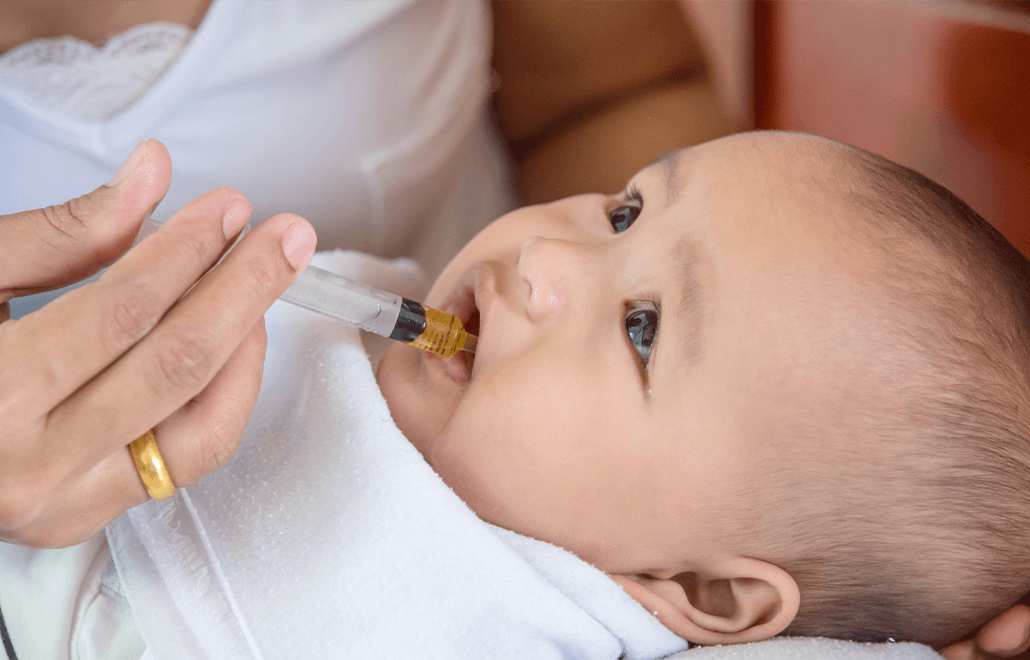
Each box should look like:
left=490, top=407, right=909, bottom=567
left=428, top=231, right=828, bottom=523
left=282, top=221, right=316, bottom=269
left=983, top=626, right=1030, bottom=654
left=106, top=140, right=149, bottom=187
left=223, top=198, right=251, bottom=239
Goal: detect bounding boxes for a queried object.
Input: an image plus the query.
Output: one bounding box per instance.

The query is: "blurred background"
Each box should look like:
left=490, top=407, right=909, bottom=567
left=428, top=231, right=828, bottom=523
left=492, top=0, right=1029, bottom=256
left=694, top=0, right=1030, bottom=256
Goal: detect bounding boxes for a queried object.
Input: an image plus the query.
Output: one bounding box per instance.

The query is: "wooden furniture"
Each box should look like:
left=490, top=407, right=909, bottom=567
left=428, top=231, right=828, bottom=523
left=753, top=0, right=1030, bottom=256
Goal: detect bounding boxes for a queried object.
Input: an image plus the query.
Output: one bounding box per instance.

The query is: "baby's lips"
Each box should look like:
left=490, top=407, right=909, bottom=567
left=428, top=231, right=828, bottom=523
left=444, top=278, right=479, bottom=327
left=425, top=344, right=472, bottom=383
left=430, top=261, right=497, bottom=382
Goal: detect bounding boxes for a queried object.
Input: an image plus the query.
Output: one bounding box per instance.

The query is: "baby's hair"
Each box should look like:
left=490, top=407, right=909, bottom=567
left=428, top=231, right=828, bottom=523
left=749, top=139, right=1030, bottom=647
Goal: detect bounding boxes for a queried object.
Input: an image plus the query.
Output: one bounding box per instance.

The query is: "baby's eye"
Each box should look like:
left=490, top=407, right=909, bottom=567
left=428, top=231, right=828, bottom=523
left=625, top=304, right=659, bottom=367
left=609, top=188, right=643, bottom=233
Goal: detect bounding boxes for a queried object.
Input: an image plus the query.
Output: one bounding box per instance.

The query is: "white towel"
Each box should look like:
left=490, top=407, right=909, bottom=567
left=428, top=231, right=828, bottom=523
left=105, top=250, right=688, bottom=659
left=667, top=638, right=941, bottom=660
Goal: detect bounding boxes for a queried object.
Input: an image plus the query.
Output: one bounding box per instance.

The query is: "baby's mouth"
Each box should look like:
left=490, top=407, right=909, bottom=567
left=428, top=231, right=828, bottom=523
left=430, top=282, right=480, bottom=383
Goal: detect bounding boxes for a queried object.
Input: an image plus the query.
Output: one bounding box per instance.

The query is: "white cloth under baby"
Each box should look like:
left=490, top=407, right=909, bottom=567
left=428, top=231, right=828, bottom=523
left=100, top=251, right=688, bottom=659
left=673, top=639, right=942, bottom=660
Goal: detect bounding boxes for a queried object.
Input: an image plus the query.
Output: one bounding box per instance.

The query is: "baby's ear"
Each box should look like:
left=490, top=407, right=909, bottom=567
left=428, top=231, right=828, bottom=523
left=610, top=558, right=799, bottom=646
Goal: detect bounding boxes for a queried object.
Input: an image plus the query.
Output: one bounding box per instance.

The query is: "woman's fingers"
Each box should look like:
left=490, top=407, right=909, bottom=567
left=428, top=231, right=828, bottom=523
left=0, top=140, right=170, bottom=302
left=0, top=137, right=317, bottom=548
left=48, top=214, right=316, bottom=471
left=978, top=605, right=1030, bottom=658
left=21, top=318, right=270, bottom=549
left=0, top=188, right=251, bottom=426
left=3, top=209, right=312, bottom=549
left=940, top=604, right=1030, bottom=660
left=131, top=317, right=268, bottom=494
left=0, top=139, right=172, bottom=427
left=0, top=139, right=168, bottom=325
left=940, top=640, right=978, bottom=660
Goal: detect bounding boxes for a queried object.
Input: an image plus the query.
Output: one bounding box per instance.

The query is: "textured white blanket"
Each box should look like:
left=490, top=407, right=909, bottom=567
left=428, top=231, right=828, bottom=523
left=670, top=638, right=940, bottom=660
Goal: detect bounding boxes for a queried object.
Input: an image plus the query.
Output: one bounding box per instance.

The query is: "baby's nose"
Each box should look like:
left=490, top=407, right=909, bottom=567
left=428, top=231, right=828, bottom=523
left=517, top=236, right=573, bottom=323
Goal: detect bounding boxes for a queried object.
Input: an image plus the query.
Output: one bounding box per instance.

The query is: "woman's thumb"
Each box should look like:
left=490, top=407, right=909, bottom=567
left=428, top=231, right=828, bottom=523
left=0, top=139, right=172, bottom=304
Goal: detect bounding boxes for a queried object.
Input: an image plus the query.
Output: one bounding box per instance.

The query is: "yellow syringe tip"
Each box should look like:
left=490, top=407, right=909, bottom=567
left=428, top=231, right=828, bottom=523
left=408, top=307, right=470, bottom=359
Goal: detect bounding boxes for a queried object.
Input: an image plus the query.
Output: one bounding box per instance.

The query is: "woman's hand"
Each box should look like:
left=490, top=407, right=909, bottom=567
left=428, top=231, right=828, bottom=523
left=940, top=600, right=1030, bottom=660
left=0, top=140, right=317, bottom=548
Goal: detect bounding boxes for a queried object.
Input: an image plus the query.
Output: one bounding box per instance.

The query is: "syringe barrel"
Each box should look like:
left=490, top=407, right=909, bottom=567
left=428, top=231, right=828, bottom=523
left=281, top=266, right=402, bottom=337
left=134, top=217, right=404, bottom=337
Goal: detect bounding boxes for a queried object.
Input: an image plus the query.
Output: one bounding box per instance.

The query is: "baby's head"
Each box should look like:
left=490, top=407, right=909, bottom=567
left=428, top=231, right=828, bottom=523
left=376, top=131, right=1030, bottom=647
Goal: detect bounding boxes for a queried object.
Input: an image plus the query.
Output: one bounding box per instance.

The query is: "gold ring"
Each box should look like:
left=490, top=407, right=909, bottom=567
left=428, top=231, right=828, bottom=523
left=129, top=430, right=176, bottom=500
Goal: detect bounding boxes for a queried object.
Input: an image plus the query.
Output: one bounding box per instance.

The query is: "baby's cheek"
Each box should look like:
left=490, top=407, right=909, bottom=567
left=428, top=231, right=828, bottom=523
left=376, top=349, right=432, bottom=455
left=432, top=408, right=522, bottom=515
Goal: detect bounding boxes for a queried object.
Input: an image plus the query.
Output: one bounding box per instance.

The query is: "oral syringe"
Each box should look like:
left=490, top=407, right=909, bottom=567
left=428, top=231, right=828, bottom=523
left=134, top=218, right=476, bottom=359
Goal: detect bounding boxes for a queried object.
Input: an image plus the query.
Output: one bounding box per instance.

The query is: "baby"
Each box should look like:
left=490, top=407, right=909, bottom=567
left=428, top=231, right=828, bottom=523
left=376, top=130, right=1030, bottom=648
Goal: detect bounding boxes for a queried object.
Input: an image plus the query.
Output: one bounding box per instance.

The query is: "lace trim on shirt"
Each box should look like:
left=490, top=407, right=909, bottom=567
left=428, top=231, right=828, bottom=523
left=0, top=21, right=192, bottom=121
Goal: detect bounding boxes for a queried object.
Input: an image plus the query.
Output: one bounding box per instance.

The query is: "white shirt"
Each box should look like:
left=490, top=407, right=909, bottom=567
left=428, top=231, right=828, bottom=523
left=0, top=0, right=514, bottom=311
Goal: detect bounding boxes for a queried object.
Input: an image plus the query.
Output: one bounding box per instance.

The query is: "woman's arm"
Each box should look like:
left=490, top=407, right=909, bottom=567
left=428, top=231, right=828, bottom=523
left=490, top=0, right=735, bottom=204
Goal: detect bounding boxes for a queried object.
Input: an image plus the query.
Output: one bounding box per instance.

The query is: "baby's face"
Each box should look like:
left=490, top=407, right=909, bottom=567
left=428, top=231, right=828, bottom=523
left=377, top=132, right=879, bottom=574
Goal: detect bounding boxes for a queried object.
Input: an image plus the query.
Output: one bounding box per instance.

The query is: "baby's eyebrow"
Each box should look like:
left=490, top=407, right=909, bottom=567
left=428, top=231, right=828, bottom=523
left=674, top=238, right=707, bottom=371
left=653, top=149, right=684, bottom=204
